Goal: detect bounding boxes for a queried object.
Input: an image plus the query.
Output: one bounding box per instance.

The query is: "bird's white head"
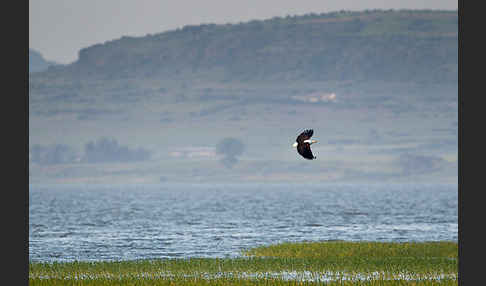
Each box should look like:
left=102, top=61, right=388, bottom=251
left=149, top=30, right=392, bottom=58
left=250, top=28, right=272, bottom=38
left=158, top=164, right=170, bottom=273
left=303, top=139, right=318, bottom=145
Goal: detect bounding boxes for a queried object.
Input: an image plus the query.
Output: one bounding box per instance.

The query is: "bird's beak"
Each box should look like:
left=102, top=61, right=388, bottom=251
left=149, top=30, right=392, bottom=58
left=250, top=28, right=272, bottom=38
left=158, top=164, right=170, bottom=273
left=312, top=139, right=318, bottom=144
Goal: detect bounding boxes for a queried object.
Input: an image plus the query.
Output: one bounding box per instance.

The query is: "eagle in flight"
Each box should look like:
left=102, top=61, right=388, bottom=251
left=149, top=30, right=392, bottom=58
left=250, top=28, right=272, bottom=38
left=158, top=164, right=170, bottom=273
left=292, top=129, right=318, bottom=160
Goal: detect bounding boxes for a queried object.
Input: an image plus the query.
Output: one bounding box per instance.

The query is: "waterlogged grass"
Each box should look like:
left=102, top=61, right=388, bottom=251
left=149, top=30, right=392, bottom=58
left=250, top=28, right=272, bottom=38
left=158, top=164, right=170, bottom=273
left=30, top=241, right=457, bottom=285
left=243, top=241, right=458, bottom=259
left=29, top=277, right=458, bottom=286
left=243, top=241, right=457, bottom=274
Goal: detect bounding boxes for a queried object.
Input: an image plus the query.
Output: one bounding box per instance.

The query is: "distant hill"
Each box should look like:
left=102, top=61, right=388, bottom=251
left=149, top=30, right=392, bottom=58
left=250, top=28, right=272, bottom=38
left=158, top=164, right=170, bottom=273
left=31, top=10, right=457, bottom=84
left=29, top=49, right=58, bottom=73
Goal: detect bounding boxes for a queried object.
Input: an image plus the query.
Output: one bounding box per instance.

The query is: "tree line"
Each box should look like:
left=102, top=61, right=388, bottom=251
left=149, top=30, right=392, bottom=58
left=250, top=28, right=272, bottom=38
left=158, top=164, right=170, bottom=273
left=30, top=137, right=152, bottom=165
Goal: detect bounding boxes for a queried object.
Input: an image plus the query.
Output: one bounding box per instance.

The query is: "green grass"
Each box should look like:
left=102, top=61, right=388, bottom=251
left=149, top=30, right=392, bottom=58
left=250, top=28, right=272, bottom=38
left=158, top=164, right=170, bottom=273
left=243, top=241, right=457, bottom=259
left=30, top=241, right=457, bottom=285
left=29, top=277, right=458, bottom=286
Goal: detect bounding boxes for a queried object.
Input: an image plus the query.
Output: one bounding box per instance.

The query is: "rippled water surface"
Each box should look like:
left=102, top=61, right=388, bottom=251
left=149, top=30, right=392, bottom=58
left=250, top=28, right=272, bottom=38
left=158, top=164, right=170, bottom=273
left=29, top=183, right=457, bottom=262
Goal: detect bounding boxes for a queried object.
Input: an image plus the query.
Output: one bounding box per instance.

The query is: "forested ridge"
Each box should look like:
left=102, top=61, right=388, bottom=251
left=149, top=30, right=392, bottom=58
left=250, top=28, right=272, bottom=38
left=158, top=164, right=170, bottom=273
left=31, top=10, right=457, bottom=86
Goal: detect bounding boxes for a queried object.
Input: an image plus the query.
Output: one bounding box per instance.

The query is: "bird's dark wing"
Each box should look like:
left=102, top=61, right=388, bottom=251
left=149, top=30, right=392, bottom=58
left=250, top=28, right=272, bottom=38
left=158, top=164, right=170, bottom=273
left=296, top=129, right=313, bottom=144
left=297, top=143, right=315, bottom=160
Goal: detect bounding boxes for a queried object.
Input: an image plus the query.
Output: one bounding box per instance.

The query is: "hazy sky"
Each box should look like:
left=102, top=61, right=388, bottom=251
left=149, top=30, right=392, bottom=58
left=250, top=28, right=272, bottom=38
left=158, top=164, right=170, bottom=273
left=30, top=0, right=457, bottom=64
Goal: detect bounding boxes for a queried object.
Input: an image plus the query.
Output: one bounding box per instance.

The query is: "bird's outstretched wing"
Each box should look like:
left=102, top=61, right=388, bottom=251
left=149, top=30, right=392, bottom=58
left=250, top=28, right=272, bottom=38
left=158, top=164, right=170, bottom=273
left=296, top=129, right=316, bottom=160
left=297, top=143, right=315, bottom=159
left=296, top=129, right=313, bottom=144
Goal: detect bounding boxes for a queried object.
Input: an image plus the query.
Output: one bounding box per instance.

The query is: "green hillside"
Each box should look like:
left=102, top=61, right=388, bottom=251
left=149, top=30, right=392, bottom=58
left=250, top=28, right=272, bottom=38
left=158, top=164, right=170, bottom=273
left=30, top=10, right=456, bottom=99
left=49, top=10, right=457, bottom=80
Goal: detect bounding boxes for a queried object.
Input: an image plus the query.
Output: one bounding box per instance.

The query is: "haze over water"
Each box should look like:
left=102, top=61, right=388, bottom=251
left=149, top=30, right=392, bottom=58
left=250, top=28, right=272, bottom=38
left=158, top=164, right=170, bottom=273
left=29, top=183, right=457, bottom=262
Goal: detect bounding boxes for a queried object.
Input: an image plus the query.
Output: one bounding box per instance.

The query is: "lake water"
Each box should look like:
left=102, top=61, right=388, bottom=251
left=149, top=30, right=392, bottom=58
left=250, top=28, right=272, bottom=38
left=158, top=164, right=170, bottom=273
left=29, top=183, right=457, bottom=262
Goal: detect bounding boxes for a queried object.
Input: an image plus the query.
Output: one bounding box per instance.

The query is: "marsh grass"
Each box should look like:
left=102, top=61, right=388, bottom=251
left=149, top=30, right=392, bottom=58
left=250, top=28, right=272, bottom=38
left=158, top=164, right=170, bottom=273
left=29, top=277, right=458, bottom=286
left=30, top=241, right=457, bottom=285
left=242, top=241, right=457, bottom=259
left=242, top=241, right=457, bottom=276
